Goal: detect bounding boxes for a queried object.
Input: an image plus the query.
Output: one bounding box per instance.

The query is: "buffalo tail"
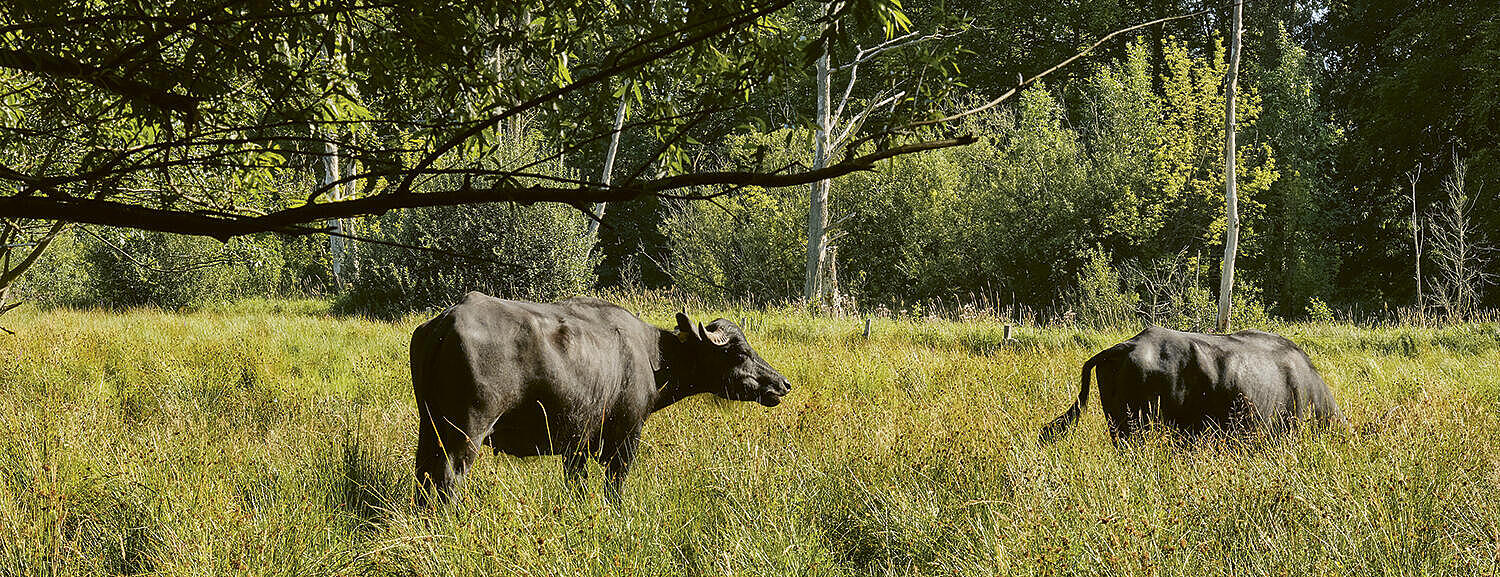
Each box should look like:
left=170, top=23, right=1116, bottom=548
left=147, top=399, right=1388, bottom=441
left=1039, top=344, right=1124, bottom=444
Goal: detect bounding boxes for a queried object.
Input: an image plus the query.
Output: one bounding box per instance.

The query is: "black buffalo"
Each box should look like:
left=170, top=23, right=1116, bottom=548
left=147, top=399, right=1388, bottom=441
left=1040, top=326, right=1343, bottom=443
left=409, top=292, right=791, bottom=503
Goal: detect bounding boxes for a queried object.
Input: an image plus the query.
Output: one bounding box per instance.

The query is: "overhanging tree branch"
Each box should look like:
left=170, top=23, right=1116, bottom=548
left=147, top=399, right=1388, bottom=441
left=0, top=136, right=975, bottom=240
left=394, top=0, right=795, bottom=197
left=0, top=221, right=66, bottom=287
left=0, top=49, right=200, bottom=115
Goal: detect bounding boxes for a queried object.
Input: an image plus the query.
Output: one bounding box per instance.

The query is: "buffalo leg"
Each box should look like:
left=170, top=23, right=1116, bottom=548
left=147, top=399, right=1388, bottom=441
left=1103, top=404, right=1136, bottom=445
left=1105, top=413, right=1125, bottom=445
left=601, top=428, right=641, bottom=502
left=414, top=412, right=445, bottom=506
left=415, top=406, right=489, bottom=505
left=563, top=449, right=589, bottom=495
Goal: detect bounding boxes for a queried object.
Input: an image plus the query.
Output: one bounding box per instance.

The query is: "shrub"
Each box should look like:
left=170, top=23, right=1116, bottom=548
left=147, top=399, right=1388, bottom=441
left=16, top=228, right=288, bottom=310
left=1306, top=297, right=1335, bottom=323
left=338, top=203, right=598, bottom=319
left=1072, top=246, right=1139, bottom=328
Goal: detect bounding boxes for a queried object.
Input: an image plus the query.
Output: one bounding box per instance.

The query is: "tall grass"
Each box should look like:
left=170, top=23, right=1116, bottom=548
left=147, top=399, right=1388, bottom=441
left=1, top=304, right=1497, bottom=575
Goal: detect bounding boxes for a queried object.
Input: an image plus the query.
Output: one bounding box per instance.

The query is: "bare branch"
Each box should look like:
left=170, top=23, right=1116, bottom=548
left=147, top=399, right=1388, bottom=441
left=832, top=28, right=964, bottom=74
left=832, top=28, right=962, bottom=123
left=0, top=221, right=66, bottom=287
left=885, top=9, right=1210, bottom=134
left=77, top=226, right=240, bottom=274
left=288, top=224, right=528, bottom=269
left=834, top=90, right=903, bottom=149
left=832, top=54, right=859, bottom=123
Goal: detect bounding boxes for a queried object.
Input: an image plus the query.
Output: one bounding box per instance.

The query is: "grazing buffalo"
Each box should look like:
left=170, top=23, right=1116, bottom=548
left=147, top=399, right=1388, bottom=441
left=409, top=292, right=791, bottom=503
left=1040, top=326, right=1343, bottom=443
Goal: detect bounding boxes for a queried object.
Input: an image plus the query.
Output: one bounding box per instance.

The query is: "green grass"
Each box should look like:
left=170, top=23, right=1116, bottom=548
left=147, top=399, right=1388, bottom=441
left=1, top=303, right=1498, bottom=576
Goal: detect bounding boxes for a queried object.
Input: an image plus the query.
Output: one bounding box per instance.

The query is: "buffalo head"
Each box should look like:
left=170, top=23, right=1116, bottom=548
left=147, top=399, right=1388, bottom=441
left=675, top=313, right=791, bottom=407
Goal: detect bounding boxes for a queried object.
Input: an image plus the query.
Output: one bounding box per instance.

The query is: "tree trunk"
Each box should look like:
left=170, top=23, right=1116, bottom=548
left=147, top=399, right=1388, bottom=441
left=586, top=87, right=630, bottom=239
left=0, top=233, right=12, bottom=318
left=322, top=26, right=345, bottom=290
left=341, top=143, right=357, bottom=278
left=825, top=244, right=840, bottom=314
left=803, top=43, right=832, bottom=304
left=322, top=138, right=343, bottom=289
left=1215, top=0, right=1243, bottom=333
left=1409, top=167, right=1423, bottom=321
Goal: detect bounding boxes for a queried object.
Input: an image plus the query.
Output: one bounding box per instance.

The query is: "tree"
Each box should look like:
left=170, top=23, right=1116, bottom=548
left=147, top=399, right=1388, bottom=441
left=1407, top=164, right=1423, bottom=320
left=804, top=25, right=833, bottom=304
left=797, top=4, right=1208, bottom=305
left=1427, top=156, right=1491, bottom=322
left=0, top=1, right=972, bottom=309
left=1215, top=0, right=1243, bottom=333
left=1317, top=0, right=1500, bottom=308
left=1251, top=22, right=1338, bottom=317
left=802, top=4, right=964, bottom=304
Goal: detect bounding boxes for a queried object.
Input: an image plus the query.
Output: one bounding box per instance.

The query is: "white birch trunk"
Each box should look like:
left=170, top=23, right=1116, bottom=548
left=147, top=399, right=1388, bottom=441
left=322, top=138, right=343, bottom=288
left=586, top=88, right=629, bottom=239
left=803, top=44, right=832, bottom=303
left=322, top=26, right=345, bottom=289
left=1215, top=0, right=1243, bottom=333
left=1409, top=169, right=1423, bottom=319
left=341, top=146, right=357, bottom=276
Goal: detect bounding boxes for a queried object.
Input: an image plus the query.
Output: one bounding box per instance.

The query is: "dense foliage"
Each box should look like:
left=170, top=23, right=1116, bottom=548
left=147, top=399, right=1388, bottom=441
left=663, top=38, right=1280, bottom=321
left=339, top=203, right=596, bottom=319
left=6, top=0, right=1498, bottom=322
left=636, top=0, right=1500, bottom=320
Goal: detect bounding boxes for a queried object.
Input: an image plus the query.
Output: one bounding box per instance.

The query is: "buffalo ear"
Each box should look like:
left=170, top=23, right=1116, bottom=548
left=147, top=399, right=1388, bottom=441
left=675, top=312, right=698, bottom=343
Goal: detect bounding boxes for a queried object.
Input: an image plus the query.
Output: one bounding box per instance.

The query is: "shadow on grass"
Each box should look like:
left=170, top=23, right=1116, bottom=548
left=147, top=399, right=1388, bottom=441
left=55, top=479, right=165, bottom=575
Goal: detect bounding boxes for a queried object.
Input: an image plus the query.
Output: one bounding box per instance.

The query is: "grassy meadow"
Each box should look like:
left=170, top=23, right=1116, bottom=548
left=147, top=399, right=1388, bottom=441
left=1, top=300, right=1498, bottom=576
